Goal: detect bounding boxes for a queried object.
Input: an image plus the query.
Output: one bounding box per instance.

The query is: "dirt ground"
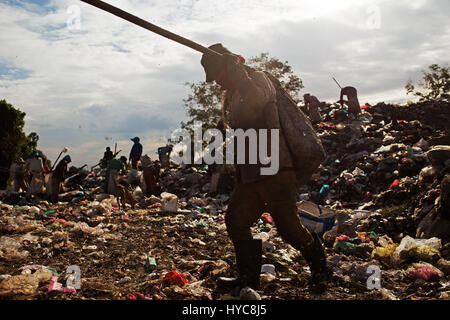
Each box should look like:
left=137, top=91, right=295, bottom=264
left=1, top=101, right=449, bottom=300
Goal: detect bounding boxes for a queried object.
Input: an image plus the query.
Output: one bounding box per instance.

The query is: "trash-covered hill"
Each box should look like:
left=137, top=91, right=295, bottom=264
left=1, top=101, right=449, bottom=300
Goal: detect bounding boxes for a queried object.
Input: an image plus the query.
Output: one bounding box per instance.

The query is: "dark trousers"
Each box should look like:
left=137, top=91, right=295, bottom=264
left=131, top=153, right=140, bottom=170
left=226, top=170, right=314, bottom=251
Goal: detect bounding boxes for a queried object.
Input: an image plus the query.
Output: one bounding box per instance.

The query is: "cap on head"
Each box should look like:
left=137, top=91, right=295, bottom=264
left=131, top=137, right=140, bottom=143
left=106, top=147, right=111, bottom=151
left=201, top=43, right=239, bottom=83
left=62, top=155, right=71, bottom=163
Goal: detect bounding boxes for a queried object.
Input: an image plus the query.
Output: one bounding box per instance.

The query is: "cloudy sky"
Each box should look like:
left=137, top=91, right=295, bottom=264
left=0, top=0, right=449, bottom=167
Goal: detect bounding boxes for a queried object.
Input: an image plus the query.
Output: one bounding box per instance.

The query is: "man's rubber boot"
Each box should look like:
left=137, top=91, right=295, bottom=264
left=301, top=233, right=333, bottom=294
left=217, top=239, right=262, bottom=291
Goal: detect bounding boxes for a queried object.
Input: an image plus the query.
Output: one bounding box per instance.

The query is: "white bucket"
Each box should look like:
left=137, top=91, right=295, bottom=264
left=260, top=264, right=276, bottom=275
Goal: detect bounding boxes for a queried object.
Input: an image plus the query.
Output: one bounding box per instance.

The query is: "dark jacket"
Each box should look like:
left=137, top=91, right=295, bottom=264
left=130, top=143, right=143, bottom=158
left=53, top=160, right=68, bottom=181
left=104, top=150, right=113, bottom=161
left=226, top=65, right=293, bottom=184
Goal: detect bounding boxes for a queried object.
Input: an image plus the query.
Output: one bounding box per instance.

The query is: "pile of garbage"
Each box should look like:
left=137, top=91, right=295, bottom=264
left=0, top=101, right=449, bottom=300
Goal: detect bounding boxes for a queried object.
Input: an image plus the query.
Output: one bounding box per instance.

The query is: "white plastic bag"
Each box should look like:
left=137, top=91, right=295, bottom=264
left=161, top=192, right=178, bottom=212
left=392, top=236, right=442, bottom=265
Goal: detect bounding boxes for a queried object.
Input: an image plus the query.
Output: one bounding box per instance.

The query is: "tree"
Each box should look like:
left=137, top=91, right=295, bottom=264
left=178, top=52, right=304, bottom=136
left=247, top=53, right=303, bottom=101
left=406, top=64, right=450, bottom=102
left=0, top=99, right=49, bottom=189
left=28, top=132, right=39, bottom=145
left=180, top=81, right=223, bottom=135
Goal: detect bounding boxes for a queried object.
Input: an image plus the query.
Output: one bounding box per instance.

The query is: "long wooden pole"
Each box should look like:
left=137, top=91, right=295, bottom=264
left=51, top=150, right=64, bottom=170
left=332, top=76, right=342, bottom=89
left=80, top=0, right=222, bottom=58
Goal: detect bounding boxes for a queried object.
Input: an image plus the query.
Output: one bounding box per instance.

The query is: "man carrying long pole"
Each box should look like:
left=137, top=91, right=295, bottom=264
left=80, top=0, right=332, bottom=294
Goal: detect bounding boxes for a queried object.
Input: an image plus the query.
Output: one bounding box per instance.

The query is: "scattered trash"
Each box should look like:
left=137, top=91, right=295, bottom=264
left=297, top=201, right=336, bottom=233
left=372, top=244, right=398, bottom=260
left=239, top=287, right=261, bottom=300
left=126, top=291, right=152, bottom=300
left=0, top=268, right=53, bottom=296
left=392, top=236, right=442, bottom=265
left=261, top=264, right=276, bottom=276
left=146, top=257, right=157, bottom=272
left=161, top=192, right=178, bottom=212
left=406, top=263, right=443, bottom=281
left=48, top=276, right=76, bottom=293
left=260, top=213, right=274, bottom=224
left=389, top=179, right=400, bottom=190
left=333, top=232, right=377, bottom=256
left=0, top=236, right=29, bottom=261
left=0, top=100, right=449, bottom=300
left=162, top=270, right=189, bottom=287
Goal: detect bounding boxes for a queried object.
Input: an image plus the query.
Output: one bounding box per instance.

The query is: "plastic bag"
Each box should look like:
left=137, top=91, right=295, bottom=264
left=297, top=201, right=336, bottom=234
left=409, top=245, right=441, bottom=262
left=161, top=192, right=178, bottom=212
left=407, top=263, right=443, bottom=281
left=372, top=244, right=398, bottom=259
left=392, top=236, right=442, bottom=265
left=48, top=276, right=76, bottom=293
left=0, top=269, right=53, bottom=296
left=133, top=186, right=144, bottom=199
left=162, top=270, right=189, bottom=286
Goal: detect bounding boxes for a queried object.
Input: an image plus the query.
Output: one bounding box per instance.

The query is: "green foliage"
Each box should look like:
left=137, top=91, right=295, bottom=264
left=0, top=99, right=49, bottom=188
left=247, top=52, right=303, bottom=101
left=180, top=81, right=223, bottom=135
left=0, top=99, right=32, bottom=165
left=178, top=52, right=304, bottom=136
left=406, top=64, right=450, bottom=102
